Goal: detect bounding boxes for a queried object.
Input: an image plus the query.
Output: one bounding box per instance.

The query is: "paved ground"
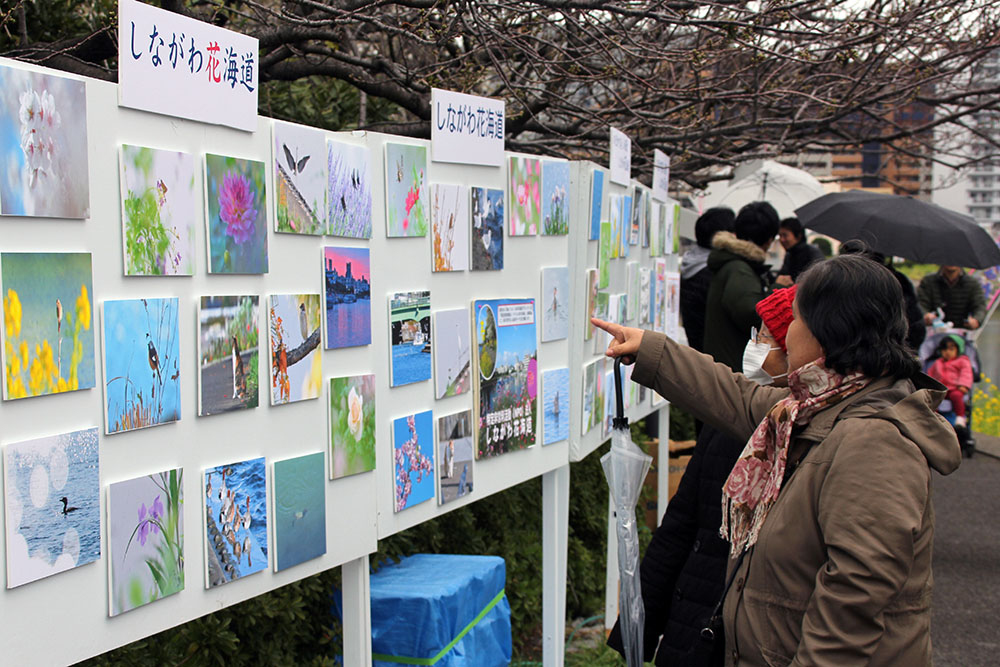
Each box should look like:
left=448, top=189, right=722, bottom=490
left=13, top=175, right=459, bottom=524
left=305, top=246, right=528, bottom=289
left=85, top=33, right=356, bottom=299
left=931, top=441, right=1000, bottom=665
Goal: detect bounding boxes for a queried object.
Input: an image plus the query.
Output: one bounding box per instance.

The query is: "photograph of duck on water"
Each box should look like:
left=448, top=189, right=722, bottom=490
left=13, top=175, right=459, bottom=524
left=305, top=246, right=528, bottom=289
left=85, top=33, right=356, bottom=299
left=203, top=458, right=268, bottom=587
left=438, top=410, right=473, bottom=505
left=542, top=368, right=569, bottom=445
left=272, top=452, right=326, bottom=572
left=107, top=468, right=184, bottom=616
left=540, top=267, right=569, bottom=342
left=3, top=427, right=100, bottom=588
left=388, top=290, right=431, bottom=387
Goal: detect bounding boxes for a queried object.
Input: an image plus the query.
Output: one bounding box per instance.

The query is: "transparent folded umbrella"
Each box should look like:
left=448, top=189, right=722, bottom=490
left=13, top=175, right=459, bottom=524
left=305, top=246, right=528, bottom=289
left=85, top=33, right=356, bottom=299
left=601, top=357, right=653, bottom=667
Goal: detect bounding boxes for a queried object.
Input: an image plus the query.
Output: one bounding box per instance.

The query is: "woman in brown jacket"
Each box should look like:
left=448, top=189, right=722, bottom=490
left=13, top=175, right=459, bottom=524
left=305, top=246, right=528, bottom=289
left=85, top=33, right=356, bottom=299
left=593, top=254, right=962, bottom=666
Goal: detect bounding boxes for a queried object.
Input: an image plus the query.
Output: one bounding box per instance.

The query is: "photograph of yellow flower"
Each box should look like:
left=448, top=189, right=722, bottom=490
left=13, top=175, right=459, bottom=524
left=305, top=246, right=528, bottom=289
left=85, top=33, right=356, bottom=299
left=2, top=252, right=94, bottom=400
left=328, top=373, right=376, bottom=480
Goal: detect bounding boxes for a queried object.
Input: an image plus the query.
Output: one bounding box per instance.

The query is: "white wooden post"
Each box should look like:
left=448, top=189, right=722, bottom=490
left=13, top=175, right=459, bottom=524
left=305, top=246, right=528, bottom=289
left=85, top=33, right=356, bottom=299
left=542, top=464, right=571, bottom=666
left=342, top=555, right=373, bottom=666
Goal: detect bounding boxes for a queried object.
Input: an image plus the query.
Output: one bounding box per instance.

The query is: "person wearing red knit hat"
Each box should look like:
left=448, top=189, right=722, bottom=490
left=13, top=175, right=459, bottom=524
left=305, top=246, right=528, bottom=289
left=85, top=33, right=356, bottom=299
left=742, top=286, right=796, bottom=387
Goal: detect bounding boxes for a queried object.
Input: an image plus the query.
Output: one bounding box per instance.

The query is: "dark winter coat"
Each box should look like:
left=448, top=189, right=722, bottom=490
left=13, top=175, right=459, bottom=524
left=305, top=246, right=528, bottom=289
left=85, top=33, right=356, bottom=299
left=607, top=423, right=745, bottom=666
left=703, top=232, right=772, bottom=371
left=778, top=239, right=824, bottom=280
left=681, top=265, right=713, bottom=353
left=917, top=271, right=987, bottom=327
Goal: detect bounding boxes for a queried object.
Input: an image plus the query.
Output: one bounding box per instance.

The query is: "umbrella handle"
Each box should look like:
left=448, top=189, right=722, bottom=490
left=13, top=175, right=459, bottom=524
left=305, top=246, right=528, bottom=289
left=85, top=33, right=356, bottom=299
left=614, top=357, right=628, bottom=429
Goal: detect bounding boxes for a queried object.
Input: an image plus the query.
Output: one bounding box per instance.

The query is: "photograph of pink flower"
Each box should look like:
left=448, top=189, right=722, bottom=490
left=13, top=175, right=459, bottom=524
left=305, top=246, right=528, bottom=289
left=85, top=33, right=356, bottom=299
left=329, top=373, right=376, bottom=480
left=107, top=468, right=184, bottom=616
left=0, top=64, right=89, bottom=218
left=205, top=153, right=268, bottom=274
left=508, top=156, right=541, bottom=236
left=393, top=410, right=435, bottom=512
left=385, top=142, right=428, bottom=237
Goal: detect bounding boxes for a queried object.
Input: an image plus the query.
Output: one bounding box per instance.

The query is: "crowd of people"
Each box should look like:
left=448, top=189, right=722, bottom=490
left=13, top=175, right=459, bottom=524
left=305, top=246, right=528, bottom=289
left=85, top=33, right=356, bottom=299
left=604, top=200, right=982, bottom=666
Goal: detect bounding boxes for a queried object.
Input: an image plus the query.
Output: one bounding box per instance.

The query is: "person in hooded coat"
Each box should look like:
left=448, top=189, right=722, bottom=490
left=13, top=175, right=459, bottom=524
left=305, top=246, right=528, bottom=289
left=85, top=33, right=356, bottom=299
left=680, top=207, right=735, bottom=353
left=595, top=254, right=960, bottom=667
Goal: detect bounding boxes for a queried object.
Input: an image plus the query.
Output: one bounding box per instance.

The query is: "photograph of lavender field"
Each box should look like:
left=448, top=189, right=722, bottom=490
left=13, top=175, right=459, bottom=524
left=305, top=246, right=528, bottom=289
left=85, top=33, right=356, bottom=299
left=328, top=140, right=372, bottom=238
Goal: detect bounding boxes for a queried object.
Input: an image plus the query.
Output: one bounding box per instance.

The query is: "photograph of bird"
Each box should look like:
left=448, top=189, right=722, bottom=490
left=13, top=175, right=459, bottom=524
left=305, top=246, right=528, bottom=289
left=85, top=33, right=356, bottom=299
left=55, top=298, right=62, bottom=335
left=56, top=298, right=63, bottom=375
left=299, top=303, right=309, bottom=342
left=146, top=333, right=162, bottom=385
left=59, top=496, right=79, bottom=515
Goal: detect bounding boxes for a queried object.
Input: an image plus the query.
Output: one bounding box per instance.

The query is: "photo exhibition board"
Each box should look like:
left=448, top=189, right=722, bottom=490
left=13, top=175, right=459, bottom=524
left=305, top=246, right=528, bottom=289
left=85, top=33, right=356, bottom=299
left=0, top=58, right=575, bottom=665
left=566, top=161, right=677, bottom=463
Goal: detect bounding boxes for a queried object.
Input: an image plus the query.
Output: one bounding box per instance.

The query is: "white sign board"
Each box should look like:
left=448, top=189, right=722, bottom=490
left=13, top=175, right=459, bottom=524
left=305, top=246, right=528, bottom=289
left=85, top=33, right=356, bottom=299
left=609, top=127, right=631, bottom=186
left=653, top=149, right=670, bottom=202
left=118, top=0, right=259, bottom=131
left=431, top=88, right=505, bottom=166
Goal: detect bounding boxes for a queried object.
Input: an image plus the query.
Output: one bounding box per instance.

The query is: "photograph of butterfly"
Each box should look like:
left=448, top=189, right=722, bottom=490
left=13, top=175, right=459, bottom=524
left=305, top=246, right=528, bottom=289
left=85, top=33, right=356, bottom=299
left=385, top=142, right=428, bottom=237
left=273, top=121, right=327, bottom=235
left=328, top=140, right=373, bottom=238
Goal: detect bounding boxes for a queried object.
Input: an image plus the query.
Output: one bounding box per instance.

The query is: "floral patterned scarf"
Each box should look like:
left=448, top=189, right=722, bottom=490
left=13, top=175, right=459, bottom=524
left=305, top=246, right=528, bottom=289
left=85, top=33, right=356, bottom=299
left=721, top=359, right=871, bottom=556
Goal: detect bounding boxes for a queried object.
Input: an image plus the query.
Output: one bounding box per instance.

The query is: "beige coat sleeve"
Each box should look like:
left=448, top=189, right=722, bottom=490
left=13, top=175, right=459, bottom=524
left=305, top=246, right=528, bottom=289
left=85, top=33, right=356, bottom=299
left=630, top=331, right=788, bottom=442
left=791, top=419, right=930, bottom=666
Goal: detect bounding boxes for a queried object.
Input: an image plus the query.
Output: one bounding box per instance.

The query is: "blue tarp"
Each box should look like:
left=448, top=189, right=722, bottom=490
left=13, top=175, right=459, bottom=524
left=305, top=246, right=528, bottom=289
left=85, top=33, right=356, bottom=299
left=369, top=554, right=511, bottom=666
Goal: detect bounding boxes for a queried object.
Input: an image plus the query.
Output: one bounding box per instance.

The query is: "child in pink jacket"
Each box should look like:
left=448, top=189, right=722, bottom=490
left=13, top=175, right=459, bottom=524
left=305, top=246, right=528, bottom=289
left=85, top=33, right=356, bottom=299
left=928, top=334, right=974, bottom=426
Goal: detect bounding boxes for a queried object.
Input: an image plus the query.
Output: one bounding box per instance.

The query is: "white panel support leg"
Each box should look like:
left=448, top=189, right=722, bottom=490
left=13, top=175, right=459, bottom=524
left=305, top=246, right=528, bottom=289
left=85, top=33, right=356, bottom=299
left=542, top=464, right=570, bottom=666
left=657, top=405, right=671, bottom=525
left=342, top=555, right=372, bottom=667
left=604, top=490, right=619, bottom=632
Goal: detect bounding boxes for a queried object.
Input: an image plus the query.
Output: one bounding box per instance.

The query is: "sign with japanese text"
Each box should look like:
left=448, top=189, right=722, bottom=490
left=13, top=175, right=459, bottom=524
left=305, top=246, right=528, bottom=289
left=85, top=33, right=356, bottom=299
left=118, top=0, right=259, bottom=132
left=609, top=127, right=631, bottom=186
left=653, top=149, right=670, bottom=202
left=431, top=88, right=505, bottom=166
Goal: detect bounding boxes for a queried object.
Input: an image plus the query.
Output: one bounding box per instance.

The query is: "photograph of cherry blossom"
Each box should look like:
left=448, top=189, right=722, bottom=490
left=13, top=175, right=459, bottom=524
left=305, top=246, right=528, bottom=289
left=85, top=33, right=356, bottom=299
left=273, top=120, right=327, bottom=235
left=508, top=156, right=541, bottom=236
left=268, top=294, right=322, bottom=405
left=107, top=468, right=184, bottom=616
left=542, top=160, right=569, bottom=235
left=434, top=308, right=471, bottom=399
left=4, top=427, right=100, bottom=588
left=474, top=298, right=538, bottom=459
left=204, top=457, right=268, bottom=587
left=385, top=142, right=428, bottom=237
left=328, top=140, right=372, bottom=238
left=102, top=297, right=181, bottom=435
left=272, top=452, right=326, bottom=572
left=438, top=410, right=473, bottom=505
left=471, top=186, right=504, bottom=271
left=324, top=246, right=371, bottom=349
left=198, top=295, right=259, bottom=416
left=431, top=183, right=469, bottom=272
left=0, top=64, right=89, bottom=218
left=119, top=145, right=196, bottom=276
left=329, top=373, right=376, bottom=480
left=393, top=410, right=435, bottom=512
left=2, top=251, right=95, bottom=400
left=205, top=153, right=268, bottom=274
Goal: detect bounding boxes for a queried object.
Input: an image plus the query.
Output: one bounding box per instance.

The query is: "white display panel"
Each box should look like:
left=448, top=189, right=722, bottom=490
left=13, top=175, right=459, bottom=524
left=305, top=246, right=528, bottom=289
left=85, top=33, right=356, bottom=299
left=0, top=57, right=579, bottom=664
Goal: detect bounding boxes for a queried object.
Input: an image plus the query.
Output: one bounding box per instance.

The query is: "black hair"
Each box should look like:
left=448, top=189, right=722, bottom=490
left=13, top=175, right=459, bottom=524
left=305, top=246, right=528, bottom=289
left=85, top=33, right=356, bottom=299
left=734, top=201, right=780, bottom=247
left=938, top=337, right=959, bottom=352
left=779, top=217, right=805, bottom=241
left=694, top=207, right=736, bottom=249
left=838, top=238, right=886, bottom=265
left=796, top=255, right=919, bottom=378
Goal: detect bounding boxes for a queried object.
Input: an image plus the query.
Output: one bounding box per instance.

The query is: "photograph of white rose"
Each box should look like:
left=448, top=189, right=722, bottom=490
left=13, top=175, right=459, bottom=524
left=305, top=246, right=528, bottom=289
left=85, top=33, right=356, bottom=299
left=329, top=373, right=376, bottom=480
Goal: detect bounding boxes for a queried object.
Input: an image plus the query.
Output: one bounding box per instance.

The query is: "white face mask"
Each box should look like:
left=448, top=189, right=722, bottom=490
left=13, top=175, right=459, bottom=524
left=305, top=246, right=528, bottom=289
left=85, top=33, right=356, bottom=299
left=742, top=327, right=787, bottom=386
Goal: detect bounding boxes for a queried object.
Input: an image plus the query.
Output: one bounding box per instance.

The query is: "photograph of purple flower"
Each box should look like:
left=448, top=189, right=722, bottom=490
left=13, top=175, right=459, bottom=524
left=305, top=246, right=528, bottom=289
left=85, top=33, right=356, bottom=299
left=107, top=468, right=184, bottom=616
left=328, top=140, right=373, bottom=238
left=205, top=153, right=268, bottom=274
left=0, top=63, right=89, bottom=218
left=393, top=410, right=435, bottom=512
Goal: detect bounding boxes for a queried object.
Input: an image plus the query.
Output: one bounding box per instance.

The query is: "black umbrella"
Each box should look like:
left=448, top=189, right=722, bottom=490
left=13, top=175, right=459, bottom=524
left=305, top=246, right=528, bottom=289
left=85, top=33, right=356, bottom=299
left=795, top=190, right=1000, bottom=268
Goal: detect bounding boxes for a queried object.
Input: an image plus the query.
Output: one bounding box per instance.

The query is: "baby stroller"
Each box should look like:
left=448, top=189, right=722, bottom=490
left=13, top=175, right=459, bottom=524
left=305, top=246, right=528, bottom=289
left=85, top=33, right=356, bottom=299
left=919, top=329, right=981, bottom=458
